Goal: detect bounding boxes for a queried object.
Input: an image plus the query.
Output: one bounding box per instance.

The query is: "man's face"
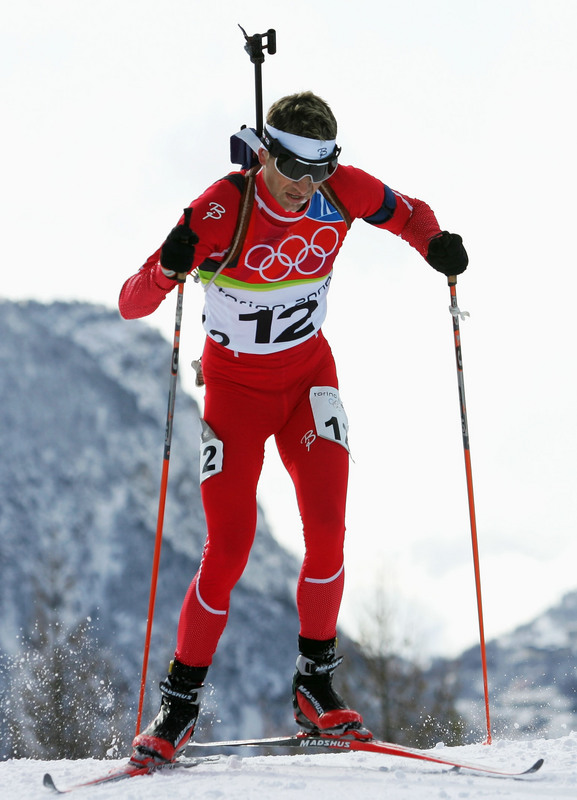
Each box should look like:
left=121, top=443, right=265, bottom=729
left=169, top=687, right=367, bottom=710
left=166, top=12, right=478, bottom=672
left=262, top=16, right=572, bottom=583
left=258, top=149, right=322, bottom=212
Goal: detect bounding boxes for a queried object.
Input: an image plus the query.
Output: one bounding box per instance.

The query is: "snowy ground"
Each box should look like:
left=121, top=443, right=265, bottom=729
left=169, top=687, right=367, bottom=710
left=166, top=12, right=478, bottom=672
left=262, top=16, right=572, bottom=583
left=2, top=735, right=577, bottom=799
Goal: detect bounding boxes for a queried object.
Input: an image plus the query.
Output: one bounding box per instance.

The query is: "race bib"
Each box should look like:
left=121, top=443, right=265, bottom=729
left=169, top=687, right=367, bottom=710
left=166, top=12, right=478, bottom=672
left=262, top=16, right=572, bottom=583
left=309, top=386, right=350, bottom=452
left=199, top=420, right=224, bottom=484
left=203, top=276, right=331, bottom=354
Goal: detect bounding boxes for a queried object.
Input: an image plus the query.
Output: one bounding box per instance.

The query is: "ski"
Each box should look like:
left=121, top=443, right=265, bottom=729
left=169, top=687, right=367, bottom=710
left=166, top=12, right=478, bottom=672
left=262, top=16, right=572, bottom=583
left=42, top=733, right=544, bottom=792
left=188, top=733, right=544, bottom=778
left=43, top=755, right=219, bottom=794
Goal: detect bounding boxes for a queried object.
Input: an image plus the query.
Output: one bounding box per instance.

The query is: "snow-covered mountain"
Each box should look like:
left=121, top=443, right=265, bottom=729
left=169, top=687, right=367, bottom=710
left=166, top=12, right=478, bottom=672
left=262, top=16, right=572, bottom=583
left=425, top=590, right=577, bottom=741
left=455, top=592, right=577, bottom=737
left=0, top=300, right=307, bottom=758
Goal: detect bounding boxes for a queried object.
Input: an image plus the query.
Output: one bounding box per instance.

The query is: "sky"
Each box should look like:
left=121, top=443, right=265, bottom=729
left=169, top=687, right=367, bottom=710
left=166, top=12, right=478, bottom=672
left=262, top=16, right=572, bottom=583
left=2, top=0, right=577, bottom=660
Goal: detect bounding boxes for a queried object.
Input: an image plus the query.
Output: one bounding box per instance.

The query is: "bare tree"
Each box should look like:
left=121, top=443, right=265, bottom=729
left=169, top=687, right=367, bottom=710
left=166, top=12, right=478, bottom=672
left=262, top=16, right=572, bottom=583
left=342, top=577, right=465, bottom=748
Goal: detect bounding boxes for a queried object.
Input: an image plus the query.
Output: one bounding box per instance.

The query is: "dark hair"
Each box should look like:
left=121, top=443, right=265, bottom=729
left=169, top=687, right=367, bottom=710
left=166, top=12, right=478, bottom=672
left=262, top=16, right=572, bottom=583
left=266, top=91, right=337, bottom=140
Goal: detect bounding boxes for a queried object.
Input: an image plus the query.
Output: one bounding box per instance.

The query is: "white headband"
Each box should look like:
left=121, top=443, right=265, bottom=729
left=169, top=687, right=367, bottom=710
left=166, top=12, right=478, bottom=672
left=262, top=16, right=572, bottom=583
left=265, top=124, right=337, bottom=161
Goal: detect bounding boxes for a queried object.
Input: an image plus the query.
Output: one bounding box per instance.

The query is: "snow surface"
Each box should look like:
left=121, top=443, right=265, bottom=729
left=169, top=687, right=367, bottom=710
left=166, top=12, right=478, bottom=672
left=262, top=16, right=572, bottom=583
left=2, top=735, right=577, bottom=799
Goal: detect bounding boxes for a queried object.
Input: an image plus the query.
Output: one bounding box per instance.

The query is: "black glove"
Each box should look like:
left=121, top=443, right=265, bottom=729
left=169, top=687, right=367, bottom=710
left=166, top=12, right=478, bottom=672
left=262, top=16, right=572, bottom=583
left=426, top=231, right=468, bottom=276
left=160, top=210, right=199, bottom=281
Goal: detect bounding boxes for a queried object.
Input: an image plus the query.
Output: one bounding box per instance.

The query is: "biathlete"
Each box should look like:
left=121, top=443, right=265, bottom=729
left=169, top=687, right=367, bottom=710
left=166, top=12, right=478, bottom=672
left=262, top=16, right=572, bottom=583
left=118, top=90, right=468, bottom=765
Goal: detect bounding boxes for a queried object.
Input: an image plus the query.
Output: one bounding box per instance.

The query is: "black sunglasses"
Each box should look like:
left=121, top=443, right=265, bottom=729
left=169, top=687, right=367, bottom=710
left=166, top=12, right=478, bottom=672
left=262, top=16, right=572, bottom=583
left=263, top=132, right=340, bottom=183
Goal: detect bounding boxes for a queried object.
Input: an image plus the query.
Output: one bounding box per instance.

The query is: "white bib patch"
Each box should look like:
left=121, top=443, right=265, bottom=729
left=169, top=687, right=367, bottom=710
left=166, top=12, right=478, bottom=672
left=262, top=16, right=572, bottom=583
left=309, top=386, right=349, bottom=452
left=203, top=276, right=330, bottom=354
left=199, top=419, right=224, bottom=484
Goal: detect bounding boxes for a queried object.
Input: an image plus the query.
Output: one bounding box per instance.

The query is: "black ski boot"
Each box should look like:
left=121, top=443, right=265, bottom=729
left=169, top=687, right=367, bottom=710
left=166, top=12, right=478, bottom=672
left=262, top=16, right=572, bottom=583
left=292, top=636, right=372, bottom=740
left=131, top=659, right=208, bottom=764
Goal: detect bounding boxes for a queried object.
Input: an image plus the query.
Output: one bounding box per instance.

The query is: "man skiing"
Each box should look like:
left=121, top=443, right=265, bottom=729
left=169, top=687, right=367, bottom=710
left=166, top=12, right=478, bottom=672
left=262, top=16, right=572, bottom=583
left=119, top=90, right=468, bottom=765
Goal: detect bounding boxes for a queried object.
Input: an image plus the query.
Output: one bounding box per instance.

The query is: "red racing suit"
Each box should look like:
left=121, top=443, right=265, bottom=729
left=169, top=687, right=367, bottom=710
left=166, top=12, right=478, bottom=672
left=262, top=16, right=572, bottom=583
left=119, top=164, right=441, bottom=666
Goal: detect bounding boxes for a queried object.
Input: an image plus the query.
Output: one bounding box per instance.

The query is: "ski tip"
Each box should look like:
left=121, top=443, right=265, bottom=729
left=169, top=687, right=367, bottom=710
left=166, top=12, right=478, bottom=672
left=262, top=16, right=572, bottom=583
left=525, top=757, right=544, bottom=774
left=43, top=773, right=63, bottom=793
left=450, top=758, right=545, bottom=778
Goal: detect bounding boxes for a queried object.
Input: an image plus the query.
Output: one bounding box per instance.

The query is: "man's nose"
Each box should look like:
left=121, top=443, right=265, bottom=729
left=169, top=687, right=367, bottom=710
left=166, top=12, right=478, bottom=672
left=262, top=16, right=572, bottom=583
left=294, top=176, right=313, bottom=191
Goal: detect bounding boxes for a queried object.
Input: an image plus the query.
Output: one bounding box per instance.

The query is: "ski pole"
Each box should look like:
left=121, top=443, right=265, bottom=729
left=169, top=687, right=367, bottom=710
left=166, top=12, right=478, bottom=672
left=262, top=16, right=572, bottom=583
left=135, top=210, right=190, bottom=736
left=448, top=275, right=492, bottom=745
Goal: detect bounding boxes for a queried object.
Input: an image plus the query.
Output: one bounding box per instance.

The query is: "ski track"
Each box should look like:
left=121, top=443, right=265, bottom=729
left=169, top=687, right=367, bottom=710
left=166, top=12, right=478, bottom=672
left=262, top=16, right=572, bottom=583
left=2, top=735, right=577, bottom=799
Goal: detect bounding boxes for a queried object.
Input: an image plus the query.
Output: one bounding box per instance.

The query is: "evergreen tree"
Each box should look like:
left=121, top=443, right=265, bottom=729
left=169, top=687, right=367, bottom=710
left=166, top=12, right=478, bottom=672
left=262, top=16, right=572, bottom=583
left=6, top=616, right=128, bottom=759
left=2, top=540, right=131, bottom=759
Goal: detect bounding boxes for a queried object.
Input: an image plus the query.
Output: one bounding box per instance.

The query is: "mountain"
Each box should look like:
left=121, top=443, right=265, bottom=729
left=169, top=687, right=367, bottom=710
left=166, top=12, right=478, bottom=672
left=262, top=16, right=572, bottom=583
left=0, top=299, right=305, bottom=757
left=426, top=590, right=577, bottom=740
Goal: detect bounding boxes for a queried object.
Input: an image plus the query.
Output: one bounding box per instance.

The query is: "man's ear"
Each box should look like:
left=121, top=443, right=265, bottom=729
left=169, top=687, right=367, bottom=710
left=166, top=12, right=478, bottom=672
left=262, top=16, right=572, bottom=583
left=257, top=148, right=268, bottom=167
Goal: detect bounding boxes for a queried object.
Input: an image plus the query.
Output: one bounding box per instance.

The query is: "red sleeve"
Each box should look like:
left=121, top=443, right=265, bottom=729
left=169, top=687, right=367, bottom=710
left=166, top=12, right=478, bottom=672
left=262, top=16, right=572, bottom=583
left=118, top=247, right=178, bottom=319
left=396, top=195, right=441, bottom=257
left=326, top=165, right=441, bottom=258
left=118, top=173, right=244, bottom=320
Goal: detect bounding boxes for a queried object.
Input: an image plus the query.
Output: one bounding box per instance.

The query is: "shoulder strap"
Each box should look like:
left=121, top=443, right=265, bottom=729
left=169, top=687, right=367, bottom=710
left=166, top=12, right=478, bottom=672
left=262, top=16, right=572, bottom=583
left=319, top=182, right=352, bottom=230
left=202, top=166, right=259, bottom=292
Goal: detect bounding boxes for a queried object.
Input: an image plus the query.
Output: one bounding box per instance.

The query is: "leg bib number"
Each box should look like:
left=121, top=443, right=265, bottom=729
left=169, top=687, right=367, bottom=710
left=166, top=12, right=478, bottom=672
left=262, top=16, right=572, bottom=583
left=200, top=419, right=224, bottom=484
left=309, top=386, right=350, bottom=453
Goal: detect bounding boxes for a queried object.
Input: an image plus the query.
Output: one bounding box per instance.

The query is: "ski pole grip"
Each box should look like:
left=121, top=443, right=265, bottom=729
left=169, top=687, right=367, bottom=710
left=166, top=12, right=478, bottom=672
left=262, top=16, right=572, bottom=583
left=176, top=207, right=194, bottom=282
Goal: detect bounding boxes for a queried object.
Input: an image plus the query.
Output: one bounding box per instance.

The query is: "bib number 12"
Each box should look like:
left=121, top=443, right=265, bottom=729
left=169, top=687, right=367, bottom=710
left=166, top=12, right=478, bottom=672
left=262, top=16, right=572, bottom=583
left=239, top=300, right=318, bottom=345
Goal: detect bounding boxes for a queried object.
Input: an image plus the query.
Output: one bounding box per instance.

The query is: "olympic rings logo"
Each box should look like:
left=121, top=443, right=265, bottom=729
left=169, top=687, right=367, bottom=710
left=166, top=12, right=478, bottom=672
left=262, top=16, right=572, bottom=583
left=244, top=226, right=340, bottom=282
